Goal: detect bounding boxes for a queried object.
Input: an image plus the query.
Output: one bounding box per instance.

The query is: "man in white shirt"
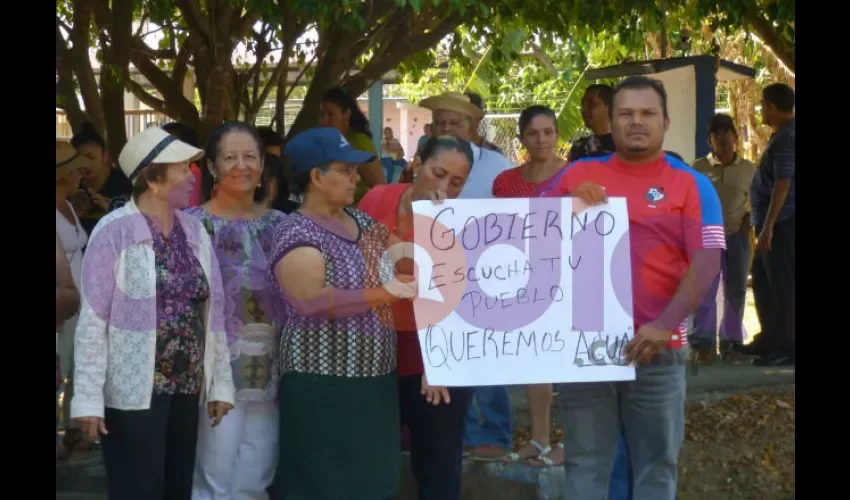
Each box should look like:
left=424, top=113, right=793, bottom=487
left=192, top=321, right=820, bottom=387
left=419, top=91, right=514, bottom=460
left=420, top=91, right=513, bottom=199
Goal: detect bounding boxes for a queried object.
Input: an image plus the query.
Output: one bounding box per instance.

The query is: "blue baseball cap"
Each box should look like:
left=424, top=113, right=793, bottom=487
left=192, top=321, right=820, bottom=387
left=284, top=127, right=376, bottom=174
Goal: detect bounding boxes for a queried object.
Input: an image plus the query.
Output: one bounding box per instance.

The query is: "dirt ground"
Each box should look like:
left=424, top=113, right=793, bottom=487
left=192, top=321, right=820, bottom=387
left=514, top=390, right=795, bottom=500
left=678, top=391, right=795, bottom=499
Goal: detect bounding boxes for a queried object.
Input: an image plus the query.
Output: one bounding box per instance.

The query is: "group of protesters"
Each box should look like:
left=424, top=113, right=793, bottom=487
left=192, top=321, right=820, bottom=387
left=55, top=77, right=794, bottom=500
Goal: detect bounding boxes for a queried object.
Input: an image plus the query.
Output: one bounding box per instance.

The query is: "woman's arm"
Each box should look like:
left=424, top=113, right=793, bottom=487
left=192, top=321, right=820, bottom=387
left=274, top=246, right=411, bottom=319
left=70, top=223, right=117, bottom=420
left=56, top=232, right=80, bottom=328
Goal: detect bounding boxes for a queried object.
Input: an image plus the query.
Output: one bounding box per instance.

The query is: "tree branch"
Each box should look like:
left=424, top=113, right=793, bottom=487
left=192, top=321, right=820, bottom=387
left=69, top=0, right=105, bottom=133
left=171, top=39, right=193, bottom=86
left=175, top=0, right=211, bottom=44
left=56, top=20, right=89, bottom=132
left=744, top=10, right=795, bottom=73
left=519, top=49, right=559, bottom=76
left=343, top=13, right=463, bottom=96
left=129, top=39, right=200, bottom=126
left=125, top=78, right=167, bottom=114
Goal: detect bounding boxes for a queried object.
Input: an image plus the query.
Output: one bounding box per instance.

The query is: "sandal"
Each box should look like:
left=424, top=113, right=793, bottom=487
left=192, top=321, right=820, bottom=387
left=528, top=442, right=564, bottom=467
left=503, top=440, right=547, bottom=463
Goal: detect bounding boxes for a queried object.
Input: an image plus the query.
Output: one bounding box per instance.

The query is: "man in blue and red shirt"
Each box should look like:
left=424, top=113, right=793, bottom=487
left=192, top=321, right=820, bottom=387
left=549, top=76, right=724, bottom=499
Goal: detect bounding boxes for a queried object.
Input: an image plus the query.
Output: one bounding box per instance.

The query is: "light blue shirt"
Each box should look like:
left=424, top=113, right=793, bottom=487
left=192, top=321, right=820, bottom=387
left=458, top=143, right=513, bottom=199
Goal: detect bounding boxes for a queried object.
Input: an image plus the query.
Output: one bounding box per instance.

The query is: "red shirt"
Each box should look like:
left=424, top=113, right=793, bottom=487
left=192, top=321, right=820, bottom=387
left=492, top=164, right=568, bottom=198
left=547, top=153, right=726, bottom=348
left=358, top=184, right=423, bottom=376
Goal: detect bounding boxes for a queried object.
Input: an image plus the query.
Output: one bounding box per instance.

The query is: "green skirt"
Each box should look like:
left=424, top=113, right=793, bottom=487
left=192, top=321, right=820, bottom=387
left=276, top=371, right=400, bottom=500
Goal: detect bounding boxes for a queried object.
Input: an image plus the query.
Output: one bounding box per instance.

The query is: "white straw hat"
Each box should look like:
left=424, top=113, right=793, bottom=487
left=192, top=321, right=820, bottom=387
left=118, top=127, right=204, bottom=181
left=419, top=91, right=484, bottom=119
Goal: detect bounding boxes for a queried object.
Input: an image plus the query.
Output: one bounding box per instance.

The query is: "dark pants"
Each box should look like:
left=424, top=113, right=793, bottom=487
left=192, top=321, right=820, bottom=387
left=752, top=217, right=795, bottom=356
left=399, top=374, right=472, bottom=500
left=691, top=229, right=752, bottom=348
left=101, top=394, right=200, bottom=500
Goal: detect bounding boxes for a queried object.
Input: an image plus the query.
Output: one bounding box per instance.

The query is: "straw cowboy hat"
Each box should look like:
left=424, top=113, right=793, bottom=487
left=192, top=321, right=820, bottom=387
left=56, top=140, right=90, bottom=178
left=118, top=126, right=204, bottom=181
left=419, top=91, right=484, bottom=119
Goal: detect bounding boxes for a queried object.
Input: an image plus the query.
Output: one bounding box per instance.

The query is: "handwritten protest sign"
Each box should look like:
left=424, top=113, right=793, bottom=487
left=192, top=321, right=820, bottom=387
left=409, top=197, right=635, bottom=387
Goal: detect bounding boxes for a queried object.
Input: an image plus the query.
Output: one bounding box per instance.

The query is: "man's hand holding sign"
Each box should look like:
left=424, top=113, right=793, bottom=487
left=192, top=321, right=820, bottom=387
left=569, top=181, right=675, bottom=366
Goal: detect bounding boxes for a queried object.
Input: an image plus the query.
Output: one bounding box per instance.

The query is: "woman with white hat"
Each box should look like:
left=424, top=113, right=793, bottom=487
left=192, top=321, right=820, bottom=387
left=71, top=127, right=235, bottom=500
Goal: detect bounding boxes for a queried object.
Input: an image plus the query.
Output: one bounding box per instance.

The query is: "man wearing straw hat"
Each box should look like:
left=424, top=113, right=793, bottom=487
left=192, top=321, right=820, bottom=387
left=419, top=91, right=514, bottom=460
left=419, top=91, right=513, bottom=199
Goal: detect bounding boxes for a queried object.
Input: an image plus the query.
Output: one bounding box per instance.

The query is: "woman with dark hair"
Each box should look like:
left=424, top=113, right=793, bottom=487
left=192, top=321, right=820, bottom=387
left=492, top=105, right=568, bottom=467
left=358, top=135, right=475, bottom=500
left=71, top=127, right=235, bottom=499
left=69, top=122, right=132, bottom=235
left=272, top=126, right=416, bottom=500
left=184, top=121, right=287, bottom=500
left=320, top=87, right=386, bottom=202
left=260, top=153, right=299, bottom=214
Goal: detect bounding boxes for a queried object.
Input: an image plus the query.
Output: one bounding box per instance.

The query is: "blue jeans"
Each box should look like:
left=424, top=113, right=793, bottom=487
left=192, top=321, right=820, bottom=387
left=559, top=348, right=686, bottom=500
left=380, top=157, right=407, bottom=184
left=609, top=432, right=633, bottom=500
left=463, top=386, right=512, bottom=449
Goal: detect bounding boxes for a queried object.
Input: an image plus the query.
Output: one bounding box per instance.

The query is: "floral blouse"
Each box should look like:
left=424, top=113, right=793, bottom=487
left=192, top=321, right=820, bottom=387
left=185, top=207, right=286, bottom=401
left=145, top=214, right=210, bottom=395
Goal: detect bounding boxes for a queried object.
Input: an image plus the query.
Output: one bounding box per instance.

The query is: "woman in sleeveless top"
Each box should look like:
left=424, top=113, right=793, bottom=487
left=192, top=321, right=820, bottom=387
left=56, top=141, right=90, bottom=455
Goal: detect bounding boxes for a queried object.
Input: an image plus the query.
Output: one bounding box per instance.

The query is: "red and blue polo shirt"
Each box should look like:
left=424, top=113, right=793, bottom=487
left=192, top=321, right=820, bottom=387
left=548, top=152, right=726, bottom=349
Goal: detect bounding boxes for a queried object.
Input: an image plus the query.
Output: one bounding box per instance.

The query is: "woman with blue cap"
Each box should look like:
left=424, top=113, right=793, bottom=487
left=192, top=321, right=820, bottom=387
left=270, top=127, right=417, bottom=499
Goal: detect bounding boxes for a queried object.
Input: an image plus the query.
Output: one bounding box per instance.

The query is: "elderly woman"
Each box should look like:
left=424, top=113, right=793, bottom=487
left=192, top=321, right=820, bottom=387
left=271, top=127, right=416, bottom=500
left=186, top=121, right=286, bottom=499
left=358, top=136, right=475, bottom=500
left=71, top=127, right=235, bottom=500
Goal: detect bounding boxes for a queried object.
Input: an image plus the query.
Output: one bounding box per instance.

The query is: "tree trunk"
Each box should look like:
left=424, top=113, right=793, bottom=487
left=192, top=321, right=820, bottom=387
left=286, top=28, right=349, bottom=138
left=744, top=11, right=795, bottom=73
left=199, top=51, right=237, bottom=140
left=97, top=0, right=135, bottom=159
left=56, top=21, right=88, bottom=132
left=69, top=0, right=106, bottom=134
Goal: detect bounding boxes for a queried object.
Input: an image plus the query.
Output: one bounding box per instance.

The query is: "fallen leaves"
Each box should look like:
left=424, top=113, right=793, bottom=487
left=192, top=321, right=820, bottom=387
left=679, top=391, right=795, bottom=499
left=511, top=391, right=794, bottom=498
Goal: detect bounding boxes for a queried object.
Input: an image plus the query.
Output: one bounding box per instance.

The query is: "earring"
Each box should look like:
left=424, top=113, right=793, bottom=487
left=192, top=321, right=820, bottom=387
left=153, top=187, right=159, bottom=195
left=256, top=182, right=261, bottom=187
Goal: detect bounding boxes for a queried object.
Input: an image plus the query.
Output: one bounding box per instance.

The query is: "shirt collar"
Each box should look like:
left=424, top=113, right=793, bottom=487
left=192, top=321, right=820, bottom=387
left=470, top=141, right=484, bottom=162
left=707, top=152, right=741, bottom=167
